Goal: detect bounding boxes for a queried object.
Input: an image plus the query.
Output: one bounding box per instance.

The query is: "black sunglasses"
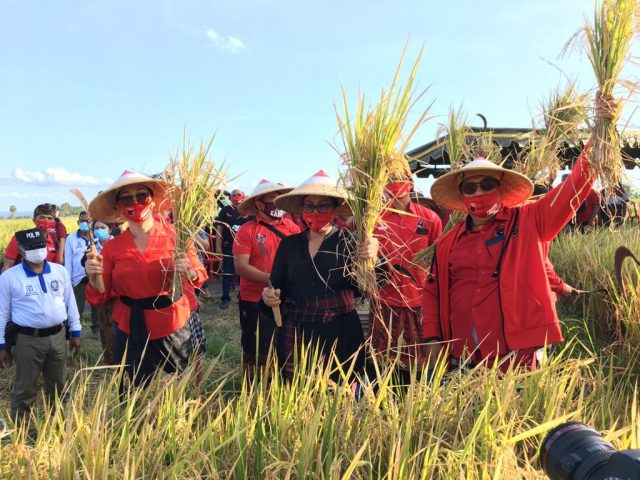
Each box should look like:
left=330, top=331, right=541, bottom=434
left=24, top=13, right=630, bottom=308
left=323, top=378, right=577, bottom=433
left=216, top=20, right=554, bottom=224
left=302, top=202, right=335, bottom=214
left=460, top=177, right=500, bottom=196
left=117, top=191, right=152, bottom=207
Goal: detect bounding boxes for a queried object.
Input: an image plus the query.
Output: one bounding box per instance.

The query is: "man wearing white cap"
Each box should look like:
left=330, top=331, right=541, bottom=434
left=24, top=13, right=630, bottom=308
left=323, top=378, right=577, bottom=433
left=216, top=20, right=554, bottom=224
left=422, top=94, right=617, bottom=371
left=233, top=180, right=301, bottom=372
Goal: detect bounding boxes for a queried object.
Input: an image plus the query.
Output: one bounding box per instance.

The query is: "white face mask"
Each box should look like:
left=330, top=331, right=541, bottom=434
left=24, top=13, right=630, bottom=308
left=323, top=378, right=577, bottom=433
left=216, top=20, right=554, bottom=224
left=24, top=247, right=48, bottom=264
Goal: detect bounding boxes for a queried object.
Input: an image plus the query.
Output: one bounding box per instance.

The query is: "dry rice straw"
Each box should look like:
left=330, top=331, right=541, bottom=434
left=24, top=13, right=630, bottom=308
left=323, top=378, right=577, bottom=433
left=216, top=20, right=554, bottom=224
left=566, top=0, right=637, bottom=194
left=163, top=134, right=228, bottom=299
left=336, top=46, right=430, bottom=293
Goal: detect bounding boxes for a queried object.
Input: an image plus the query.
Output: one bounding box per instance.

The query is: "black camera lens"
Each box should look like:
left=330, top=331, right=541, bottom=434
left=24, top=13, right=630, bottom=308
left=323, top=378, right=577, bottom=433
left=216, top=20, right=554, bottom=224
left=541, top=422, right=616, bottom=480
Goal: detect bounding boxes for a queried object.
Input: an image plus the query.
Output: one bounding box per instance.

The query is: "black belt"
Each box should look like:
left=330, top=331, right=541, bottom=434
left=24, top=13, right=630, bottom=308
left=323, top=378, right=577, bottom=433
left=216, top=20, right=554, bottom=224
left=120, top=294, right=180, bottom=344
left=15, top=323, right=63, bottom=337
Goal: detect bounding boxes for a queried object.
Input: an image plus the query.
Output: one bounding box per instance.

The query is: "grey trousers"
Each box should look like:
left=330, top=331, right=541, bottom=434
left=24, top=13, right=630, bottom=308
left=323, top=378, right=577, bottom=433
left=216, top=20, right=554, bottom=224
left=10, top=329, right=67, bottom=421
left=73, top=282, right=87, bottom=317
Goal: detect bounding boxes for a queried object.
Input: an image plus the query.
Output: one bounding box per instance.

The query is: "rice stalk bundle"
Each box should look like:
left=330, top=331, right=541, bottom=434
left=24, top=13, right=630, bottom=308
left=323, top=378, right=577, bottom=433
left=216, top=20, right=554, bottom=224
left=518, top=84, right=588, bottom=183
left=336, top=47, right=430, bottom=293
left=413, top=108, right=470, bottom=266
left=436, top=105, right=472, bottom=170
left=468, top=130, right=503, bottom=165
left=163, top=134, right=228, bottom=298
left=570, top=0, right=637, bottom=192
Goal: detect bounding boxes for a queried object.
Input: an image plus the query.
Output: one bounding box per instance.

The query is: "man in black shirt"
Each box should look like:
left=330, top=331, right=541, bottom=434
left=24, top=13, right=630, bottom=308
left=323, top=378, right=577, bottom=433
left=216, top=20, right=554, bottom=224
left=216, top=189, right=249, bottom=309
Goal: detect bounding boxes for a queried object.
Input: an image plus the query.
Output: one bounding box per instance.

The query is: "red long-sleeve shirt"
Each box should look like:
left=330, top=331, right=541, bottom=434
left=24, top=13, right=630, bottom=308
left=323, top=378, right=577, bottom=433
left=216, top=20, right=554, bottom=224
left=375, top=201, right=442, bottom=307
left=423, top=147, right=595, bottom=352
left=85, top=222, right=207, bottom=339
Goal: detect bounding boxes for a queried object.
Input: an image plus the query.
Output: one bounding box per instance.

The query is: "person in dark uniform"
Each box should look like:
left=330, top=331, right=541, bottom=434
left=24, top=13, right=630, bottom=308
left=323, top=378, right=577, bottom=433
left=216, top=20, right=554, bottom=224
left=215, top=189, right=249, bottom=309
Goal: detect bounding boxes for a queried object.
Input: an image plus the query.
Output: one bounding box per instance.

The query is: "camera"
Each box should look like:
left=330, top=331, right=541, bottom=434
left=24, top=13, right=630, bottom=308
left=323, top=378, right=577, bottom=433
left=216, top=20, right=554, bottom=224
left=541, top=422, right=640, bottom=480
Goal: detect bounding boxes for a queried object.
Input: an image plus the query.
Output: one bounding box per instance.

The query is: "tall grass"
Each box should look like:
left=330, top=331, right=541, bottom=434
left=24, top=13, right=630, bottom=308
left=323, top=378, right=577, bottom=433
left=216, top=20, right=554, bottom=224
left=0, top=218, right=75, bottom=263
left=550, top=226, right=640, bottom=347
left=0, top=341, right=637, bottom=479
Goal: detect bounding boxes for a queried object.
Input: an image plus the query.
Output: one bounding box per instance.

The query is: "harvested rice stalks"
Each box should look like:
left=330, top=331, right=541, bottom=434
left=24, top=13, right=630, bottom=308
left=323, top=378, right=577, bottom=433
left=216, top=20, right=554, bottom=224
left=414, top=108, right=470, bottom=267
left=413, top=210, right=465, bottom=267
left=468, top=130, right=503, bottom=166
left=336, top=47, right=430, bottom=293
left=567, top=0, right=637, bottom=192
left=518, top=84, right=588, bottom=183
left=436, top=105, right=472, bottom=170
left=164, top=134, right=227, bottom=299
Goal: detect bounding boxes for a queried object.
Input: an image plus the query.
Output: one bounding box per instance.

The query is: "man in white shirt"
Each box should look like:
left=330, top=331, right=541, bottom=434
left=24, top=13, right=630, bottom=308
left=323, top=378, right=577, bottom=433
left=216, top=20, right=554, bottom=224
left=64, top=211, right=91, bottom=318
left=0, top=228, right=81, bottom=421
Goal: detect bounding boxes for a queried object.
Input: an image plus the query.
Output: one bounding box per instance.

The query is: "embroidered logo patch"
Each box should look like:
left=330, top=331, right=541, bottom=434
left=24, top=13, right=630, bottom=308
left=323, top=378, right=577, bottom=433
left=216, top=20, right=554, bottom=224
left=415, top=219, right=429, bottom=235
left=25, top=285, right=37, bottom=296
left=50, top=280, right=60, bottom=292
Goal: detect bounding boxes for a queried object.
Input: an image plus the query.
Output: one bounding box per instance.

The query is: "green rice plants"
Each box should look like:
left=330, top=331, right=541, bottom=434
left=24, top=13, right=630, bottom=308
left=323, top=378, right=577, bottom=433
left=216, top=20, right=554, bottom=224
left=336, top=45, right=430, bottom=293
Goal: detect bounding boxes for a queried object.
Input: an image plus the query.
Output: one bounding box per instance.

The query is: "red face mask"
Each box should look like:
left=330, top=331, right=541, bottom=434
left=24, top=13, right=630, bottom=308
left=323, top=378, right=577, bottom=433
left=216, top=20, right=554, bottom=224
left=386, top=181, right=412, bottom=199
left=35, top=219, right=55, bottom=232
left=462, top=190, right=502, bottom=218
left=119, top=197, right=153, bottom=223
left=303, top=211, right=334, bottom=233
left=230, top=194, right=244, bottom=206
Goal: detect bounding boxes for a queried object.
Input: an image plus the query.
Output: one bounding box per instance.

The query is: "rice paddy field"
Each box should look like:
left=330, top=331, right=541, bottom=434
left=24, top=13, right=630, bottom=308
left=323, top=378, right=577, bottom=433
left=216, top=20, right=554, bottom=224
left=0, top=218, right=639, bottom=479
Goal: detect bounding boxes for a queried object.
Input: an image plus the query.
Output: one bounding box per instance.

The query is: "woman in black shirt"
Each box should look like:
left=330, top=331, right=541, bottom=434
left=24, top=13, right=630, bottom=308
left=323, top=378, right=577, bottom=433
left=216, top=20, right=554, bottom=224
left=263, top=171, right=379, bottom=380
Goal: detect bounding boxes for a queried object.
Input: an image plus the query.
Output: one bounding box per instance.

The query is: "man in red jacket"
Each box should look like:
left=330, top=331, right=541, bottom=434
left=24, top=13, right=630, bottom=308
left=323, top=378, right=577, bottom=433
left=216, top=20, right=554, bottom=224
left=371, top=176, right=442, bottom=370
left=422, top=94, right=616, bottom=371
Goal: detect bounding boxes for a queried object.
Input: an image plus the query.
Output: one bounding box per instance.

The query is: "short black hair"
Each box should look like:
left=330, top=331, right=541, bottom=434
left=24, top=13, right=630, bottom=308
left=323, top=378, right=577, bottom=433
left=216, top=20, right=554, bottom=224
left=33, top=203, right=55, bottom=218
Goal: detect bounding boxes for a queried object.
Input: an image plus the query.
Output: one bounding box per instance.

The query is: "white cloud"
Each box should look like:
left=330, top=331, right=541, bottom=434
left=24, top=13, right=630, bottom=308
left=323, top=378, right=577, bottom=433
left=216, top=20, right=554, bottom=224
left=0, top=192, right=57, bottom=199
left=206, top=28, right=247, bottom=53
left=12, top=168, right=112, bottom=186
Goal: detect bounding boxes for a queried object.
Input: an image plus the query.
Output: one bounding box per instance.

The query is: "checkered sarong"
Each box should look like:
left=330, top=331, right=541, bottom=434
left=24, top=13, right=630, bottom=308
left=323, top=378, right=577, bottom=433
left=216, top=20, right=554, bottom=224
left=188, top=309, right=207, bottom=355
left=369, top=303, right=425, bottom=369
left=284, top=290, right=356, bottom=324
left=280, top=290, right=357, bottom=379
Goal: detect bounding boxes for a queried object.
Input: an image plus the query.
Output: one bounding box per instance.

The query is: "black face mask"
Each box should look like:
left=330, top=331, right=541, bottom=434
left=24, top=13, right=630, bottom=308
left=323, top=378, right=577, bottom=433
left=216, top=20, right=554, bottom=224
left=261, top=202, right=284, bottom=220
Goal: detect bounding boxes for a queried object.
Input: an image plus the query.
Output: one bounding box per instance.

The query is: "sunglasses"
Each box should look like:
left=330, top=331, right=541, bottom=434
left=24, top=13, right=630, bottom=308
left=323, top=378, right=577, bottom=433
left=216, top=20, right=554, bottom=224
left=117, top=192, right=152, bottom=206
left=460, top=177, right=500, bottom=196
left=302, top=203, right=334, bottom=214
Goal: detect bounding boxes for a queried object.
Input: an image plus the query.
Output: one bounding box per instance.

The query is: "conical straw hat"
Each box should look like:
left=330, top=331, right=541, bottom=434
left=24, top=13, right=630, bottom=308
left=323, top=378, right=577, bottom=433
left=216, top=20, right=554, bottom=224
left=275, top=170, right=351, bottom=214
left=237, top=179, right=293, bottom=216
left=88, top=170, right=172, bottom=223
left=430, top=158, right=533, bottom=211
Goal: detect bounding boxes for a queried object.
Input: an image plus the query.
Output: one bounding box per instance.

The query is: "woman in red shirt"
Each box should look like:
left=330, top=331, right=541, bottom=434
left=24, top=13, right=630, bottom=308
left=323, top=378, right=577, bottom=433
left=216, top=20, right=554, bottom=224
left=85, top=171, right=207, bottom=386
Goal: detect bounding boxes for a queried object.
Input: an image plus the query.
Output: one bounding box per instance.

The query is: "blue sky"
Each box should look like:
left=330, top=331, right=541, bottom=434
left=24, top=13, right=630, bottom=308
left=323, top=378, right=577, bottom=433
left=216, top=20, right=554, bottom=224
left=0, top=0, right=638, bottom=214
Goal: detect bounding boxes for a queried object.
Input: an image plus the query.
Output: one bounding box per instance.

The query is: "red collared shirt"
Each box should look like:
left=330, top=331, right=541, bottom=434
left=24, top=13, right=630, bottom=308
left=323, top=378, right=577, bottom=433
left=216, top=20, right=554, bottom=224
left=233, top=218, right=302, bottom=302
left=448, top=211, right=509, bottom=360
left=375, top=201, right=442, bottom=307
left=85, top=222, right=207, bottom=339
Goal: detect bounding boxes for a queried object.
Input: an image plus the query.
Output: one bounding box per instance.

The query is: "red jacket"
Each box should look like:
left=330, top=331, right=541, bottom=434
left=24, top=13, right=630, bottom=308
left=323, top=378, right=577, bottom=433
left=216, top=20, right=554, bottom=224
left=375, top=201, right=442, bottom=307
left=422, top=149, right=594, bottom=350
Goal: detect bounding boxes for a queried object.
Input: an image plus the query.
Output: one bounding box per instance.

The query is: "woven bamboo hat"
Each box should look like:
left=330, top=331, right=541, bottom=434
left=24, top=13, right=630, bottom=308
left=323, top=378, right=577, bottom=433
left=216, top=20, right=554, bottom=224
left=430, top=158, right=533, bottom=211
left=88, top=170, right=172, bottom=223
left=275, top=170, right=351, bottom=214
left=237, top=179, right=293, bottom=216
